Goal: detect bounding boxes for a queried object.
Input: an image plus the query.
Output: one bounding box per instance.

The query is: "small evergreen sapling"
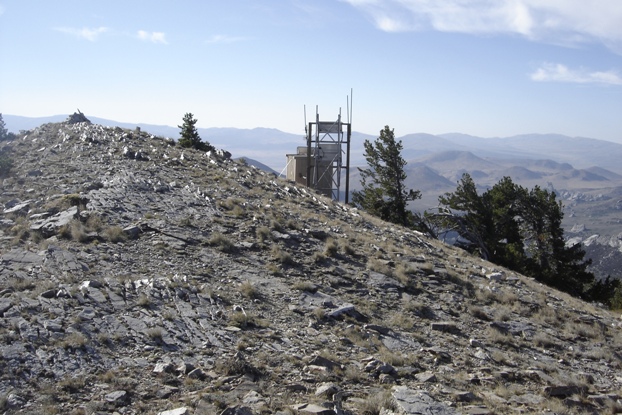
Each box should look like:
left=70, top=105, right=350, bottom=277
left=178, top=112, right=215, bottom=152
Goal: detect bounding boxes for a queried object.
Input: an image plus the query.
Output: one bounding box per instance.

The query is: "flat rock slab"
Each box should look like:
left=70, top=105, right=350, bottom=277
left=157, top=408, right=188, bottom=415
left=1, top=249, right=44, bottom=266
left=489, top=320, right=535, bottom=337
left=367, top=271, right=404, bottom=291
left=4, top=200, right=33, bottom=214
left=430, top=322, right=460, bottom=334
left=392, top=386, right=457, bottom=415
left=291, top=403, right=336, bottom=415
left=30, top=206, right=78, bottom=237
left=544, top=385, right=588, bottom=397
left=508, top=393, right=544, bottom=405
left=105, top=390, right=130, bottom=406
left=0, top=299, right=12, bottom=315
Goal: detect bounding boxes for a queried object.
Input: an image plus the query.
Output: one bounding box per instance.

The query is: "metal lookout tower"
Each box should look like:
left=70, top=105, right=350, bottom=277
left=285, top=94, right=352, bottom=203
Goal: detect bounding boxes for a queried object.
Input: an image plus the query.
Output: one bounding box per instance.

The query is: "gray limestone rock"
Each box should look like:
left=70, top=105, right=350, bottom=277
left=219, top=407, right=254, bottom=415
left=187, top=367, right=206, bottom=380
left=544, top=385, right=588, bottom=397
left=430, top=321, right=460, bottom=334
left=0, top=298, right=12, bottom=315
left=415, top=372, right=437, bottom=383
left=315, top=382, right=340, bottom=398
left=153, top=361, right=175, bottom=373
left=158, top=408, right=189, bottom=415
left=308, top=355, right=340, bottom=371
left=1, top=248, right=44, bottom=267
left=5, top=393, right=26, bottom=409
left=326, top=303, right=364, bottom=321
left=489, top=320, right=535, bottom=337
left=30, top=206, right=79, bottom=237
left=508, top=393, right=544, bottom=405
left=105, top=390, right=130, bottom=406
left=392, top=387, right=458, bottom=415
left=3, top=200, right=32, bottom=214
left=66, top=111, right=91, bottom=124
left=291, top=403, right=336, bottom=415
left=364, top=324, right=392, bottom=335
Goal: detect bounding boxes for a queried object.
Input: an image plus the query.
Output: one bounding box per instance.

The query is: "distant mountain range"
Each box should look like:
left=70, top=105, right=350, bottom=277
left=5, top=114, right=622, bottom=175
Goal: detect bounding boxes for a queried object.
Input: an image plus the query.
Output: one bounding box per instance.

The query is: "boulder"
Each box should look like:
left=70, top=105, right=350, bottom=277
left=392, top=387, right=458, bottom=415
left=30, top=206, right=79, bottom=237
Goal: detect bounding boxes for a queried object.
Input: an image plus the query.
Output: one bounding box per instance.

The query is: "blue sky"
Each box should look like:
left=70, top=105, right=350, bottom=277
left=1, top=0, right=621, bottom=143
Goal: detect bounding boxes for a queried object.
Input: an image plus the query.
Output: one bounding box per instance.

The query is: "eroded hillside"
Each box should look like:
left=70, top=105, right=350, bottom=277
left=1, top=118, right=621, bottom=415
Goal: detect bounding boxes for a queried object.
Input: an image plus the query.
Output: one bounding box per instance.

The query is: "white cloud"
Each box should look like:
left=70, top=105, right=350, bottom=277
left=205, top=34, right=246, bottom=44
left=55, top=26, right=108, bottom=41
left=0, top=5, right=5, bottom=17
left=137, top=30, right=168, bottom=44
left=531, top=63, right=622, bottom=85
left=343, top=0, right=622, bottom=52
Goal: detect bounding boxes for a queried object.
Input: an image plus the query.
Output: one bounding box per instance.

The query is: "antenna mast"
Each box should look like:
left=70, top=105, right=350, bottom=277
left=285, top=91, right=353, bottom=203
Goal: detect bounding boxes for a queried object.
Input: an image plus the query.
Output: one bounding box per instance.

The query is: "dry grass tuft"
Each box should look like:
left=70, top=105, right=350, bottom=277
left=292, top=281, right=318, bottom=293
left=104, top=225, right=127, bottom=243
left=323, top=237, right=339, bottom=257
left=271, top=245, right=295, bottom=265
left=367, top=258, right=393, bottom=277
left=209, top=232, right=234, bottom=253
left=239, top=280, right=259, bottom=299
left=356, top=390, right=396, bottom=415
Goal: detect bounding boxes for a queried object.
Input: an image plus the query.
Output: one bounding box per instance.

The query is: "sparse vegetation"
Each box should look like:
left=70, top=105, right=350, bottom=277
left=70, top=220, right=89, bottom=242
left=58, top=375, right=86, bottom=394
left=271, top=245, right=294, bottom=265
left=239, top=280, right=258, bottom=299
left=394, top=263, right=417, bottom=287
left=388, top=311, right=415, bottom=330
left=356, top=390, right=396, bottom=415
left=60, top=332, right=89, bottom=350
left=103, top=225, right=127, bottom=243
left=312, top=307, right=325, bottom=321
left=256, top=226, right=272, bottom=243
left=367, top=258, right=393, bottom=277
left=291, top=281, right=317, bottom=293
left=146, top=327, right=163, bottom=341
left=229, top=311, right=265, bottom=329
left=137, top=294, right=152, bottom=308
left=209, top=232, right=234, bottom=252
left=323, top=237, right=339, bottom=257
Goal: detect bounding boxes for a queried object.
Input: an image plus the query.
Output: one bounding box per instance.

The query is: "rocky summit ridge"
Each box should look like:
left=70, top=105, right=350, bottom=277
left=1, top=117, right=622, bottom=415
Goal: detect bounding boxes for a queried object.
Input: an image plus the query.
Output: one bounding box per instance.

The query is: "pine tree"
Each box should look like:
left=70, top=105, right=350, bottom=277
left=0, top=114, right=14, bottom=176
left=352, top=125, right=420, bottom=227
left=178, top=113, right=214, bottom=152
left=434, top=174, right=598, bottom=300
left=435, top=173, right=494, bottom=260
left=0, top=113, right=8, bottom=141
left=520, top=185, right=594, bottom=298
